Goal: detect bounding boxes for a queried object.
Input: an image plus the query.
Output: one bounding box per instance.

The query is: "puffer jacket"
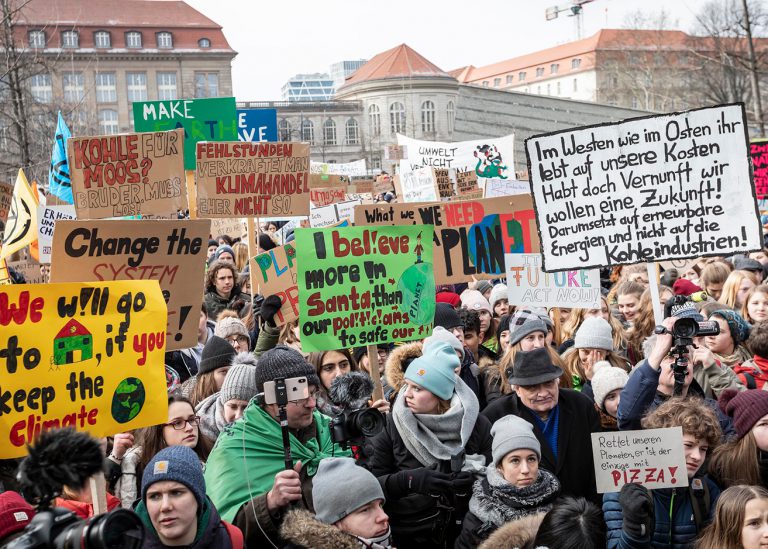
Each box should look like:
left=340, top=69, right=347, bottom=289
left=384, top=341, right=422, bottom=403
left=477, top=512, right=545, bottom=549
left=603, top=478, right=720, bottom=549
left=280, top=509, right=364, bottom=549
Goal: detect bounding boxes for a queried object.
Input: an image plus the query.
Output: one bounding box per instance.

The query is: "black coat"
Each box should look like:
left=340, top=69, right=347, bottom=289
left=481, top=388, right=601, bottom=504
left=370, top=412, right=493, bottom=548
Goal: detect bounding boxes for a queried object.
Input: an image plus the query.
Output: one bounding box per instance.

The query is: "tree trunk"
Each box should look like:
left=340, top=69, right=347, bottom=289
left=1, top=0, right=32, bottom=168
left=741, top=0, right=765, bottom=136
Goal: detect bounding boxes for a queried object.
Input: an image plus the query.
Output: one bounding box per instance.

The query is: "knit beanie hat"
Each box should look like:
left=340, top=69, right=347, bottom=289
left=404, top=341, right=459, bottom=400
left=0, top=491, right=34, bottom=541
left=434, top=302, right=462, bottom=330
left=537, top=313, right=554, bottom=332
left=436, top=284, right=456, bottom=294
left=435, top=291, right=461, bottom=308
left=207, top=239, right=218, bottom=249
left=711, top=309, right=752, bottom=344
left=313, top=458, right=385, bottom=524
left=142, top=446, right=205, bottom=509
left=258, top=233, right=277, bottom=252
left=474, top=280, right=493, bottom=296
left=670, top=299, right=704, bottom=322
left=214, top=244, right=235, bottom=261
left=489, top=284, right=508, bottom=311
left=254, top=344, right=319, bottom=393
left=496, top=314, right=511, bottom=344
left=591, top=361, right=629, bottom=410
left=198, top=335, right=236, bottom=375
left=673, top=278, right=702, bottom=297
left=215, top=316, right=251, bottom=347
left=219, top=353, right=259, bottom=403
left=508, top=309, right=548, bottom=346
left=574, top=317, right=613, bottom=351
left=491, top=415, right=541, bottom=466
left=734, top=257, right=764, bottom=273
left=423, top=326, right=465, bottom=361
left=461, top=289, right=492, bottom=315
left=719, top=389, right=768, bottom=439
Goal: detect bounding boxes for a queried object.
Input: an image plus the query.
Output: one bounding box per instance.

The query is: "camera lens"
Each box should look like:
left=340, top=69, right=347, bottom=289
left=673, top=318, right=698, bottom=339
left=58, top=509, right=145, bottom=549
left=354, top=408, right=385, bottom=437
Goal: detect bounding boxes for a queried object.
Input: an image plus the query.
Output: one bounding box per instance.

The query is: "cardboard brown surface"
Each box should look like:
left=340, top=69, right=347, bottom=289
left=250, top=243, right=298, bottom=326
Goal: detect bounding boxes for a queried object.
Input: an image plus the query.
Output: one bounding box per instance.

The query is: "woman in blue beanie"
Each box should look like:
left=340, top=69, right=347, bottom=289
left=369, top=341, right=492, bottom=548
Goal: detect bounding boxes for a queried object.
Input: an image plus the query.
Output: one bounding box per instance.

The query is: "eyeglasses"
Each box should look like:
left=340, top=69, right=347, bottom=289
left=377, top=350, right=389, bottom=358
left=226, top=335, right=249, bottom=346
left=164, top=416, right=201, bottom=430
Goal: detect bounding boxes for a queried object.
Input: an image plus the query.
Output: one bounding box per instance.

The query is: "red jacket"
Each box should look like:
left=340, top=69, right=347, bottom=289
left=54, top=493, right=121, bottom=519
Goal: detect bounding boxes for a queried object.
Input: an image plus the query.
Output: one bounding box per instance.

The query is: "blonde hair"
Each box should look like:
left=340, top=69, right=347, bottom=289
left=232, top=241, right=249, bottom=273
left=721, top=270, right=754, bottom=309
left=741, top=284, right=768, bottom=324
left=561, top=296, right=627, bottom=352
left=708, top=431, right=761, bottom=488
left=562, top=347, right=629, bottom=382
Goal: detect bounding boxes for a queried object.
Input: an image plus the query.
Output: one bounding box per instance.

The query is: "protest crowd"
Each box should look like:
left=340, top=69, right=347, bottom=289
left=4, top=101, right=768, bottom=549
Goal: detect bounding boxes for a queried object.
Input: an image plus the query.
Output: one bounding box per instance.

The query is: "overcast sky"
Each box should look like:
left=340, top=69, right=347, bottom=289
left=184, top=0, right=704, bottom=101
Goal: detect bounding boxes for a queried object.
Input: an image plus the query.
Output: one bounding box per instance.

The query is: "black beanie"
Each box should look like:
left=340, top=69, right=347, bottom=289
left=434, top=303, right=462, bottom=330
left=496, top=314, right=511, bottom=343
left=254, top=345, right=319, bottom=392
left=258, top=233, right=277, bottom=252
left=199, top=335, right=236, bottom=375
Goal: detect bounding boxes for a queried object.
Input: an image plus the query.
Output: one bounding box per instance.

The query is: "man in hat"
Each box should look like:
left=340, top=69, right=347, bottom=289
left=482, top=347, right=600, bottom=503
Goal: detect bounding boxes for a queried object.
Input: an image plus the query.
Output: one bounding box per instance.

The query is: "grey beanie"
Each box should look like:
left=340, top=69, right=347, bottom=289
left=254, top=344, right=319, bottom=393
left=491, top=415, right=541, bottom=466
left=313, top=457, right=385, bottom=524
left=423, top=326, right=465, bottom=361
left=215, top=316, right=250, bottom=347
left=508, top=309, right=548, bottom=346
left=489, top=284, right=508, bottom=310
left=474, top=280, right=493, bottom=296
left=220, top=352, right=259, bottom=403
left=574, top=317, right=613, bottom=351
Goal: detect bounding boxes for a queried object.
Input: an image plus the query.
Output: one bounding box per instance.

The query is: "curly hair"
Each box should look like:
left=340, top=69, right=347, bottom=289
left=641, top=397, right=722, bottom=448
left=205, top=259, right=238, bottom=293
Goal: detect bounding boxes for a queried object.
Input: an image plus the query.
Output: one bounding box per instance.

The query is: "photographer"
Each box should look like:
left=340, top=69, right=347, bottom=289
left=203, top=345, right=351, bottom=547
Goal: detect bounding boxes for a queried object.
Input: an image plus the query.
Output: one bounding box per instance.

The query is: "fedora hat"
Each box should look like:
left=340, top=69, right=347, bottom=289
left=507, top=347, right=563, bottom=386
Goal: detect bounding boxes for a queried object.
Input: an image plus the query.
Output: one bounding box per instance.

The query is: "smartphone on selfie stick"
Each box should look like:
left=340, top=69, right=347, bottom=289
left=262, top=377, right=309, bottom=470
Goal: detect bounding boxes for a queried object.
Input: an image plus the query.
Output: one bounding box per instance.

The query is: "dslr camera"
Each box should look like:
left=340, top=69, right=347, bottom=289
left=328, top=372, right=385, bottom=447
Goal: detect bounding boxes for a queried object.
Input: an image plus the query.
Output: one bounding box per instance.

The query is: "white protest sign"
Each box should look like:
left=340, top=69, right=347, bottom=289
left=400, top=167, right=438, bottom=203
left=309, top=199, right=361, bottom=228
left=397, top=134, right=515, bottom=180
left=310, top=159, right=367, bottom=176
left=591, top=427, right=688, bottom=494
left=506, top=253, right=600, bottom=309
left=37, top=205, right=76, bottom=263
left=485, top=178, right=531, bottom=198
left=526, top=104, right=762, bottom=272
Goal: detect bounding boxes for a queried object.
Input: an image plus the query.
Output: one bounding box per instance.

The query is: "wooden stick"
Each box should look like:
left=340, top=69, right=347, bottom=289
left=368, top=344, right=384, bottom=402
left=89, top=472, right=108, bottom=516
left=247, top=217, right=258, bottom=298
left=647, top=262, right=664, bottom=326
left=185, top=170, right=197, bottom=219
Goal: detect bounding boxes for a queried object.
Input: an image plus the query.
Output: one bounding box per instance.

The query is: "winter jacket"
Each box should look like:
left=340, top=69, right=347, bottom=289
left=204, top=285, right=250, bottom=321
left=603, top=478, right=720, bottom=549
left=734, top=356, right=768, bottom=390
left=482, top=388, right=601, bottom=503
left=692, top=356, right=745, bottom=399
left=113, top=446, right=142, bottom=508
left=369, top=410, right=492, bottom=548
left=253, top=320, right=280, bottom=358
left=54, top=493, right=121, bottom=519
left=617, top=360, right=736, bottom=439
left=280, top=509, right=364, bottom=549
left=165, top=320, right=215, bottom=382
left=477, top=512, right=545, bottom=549
left=384, top=341, right=423, bottom=402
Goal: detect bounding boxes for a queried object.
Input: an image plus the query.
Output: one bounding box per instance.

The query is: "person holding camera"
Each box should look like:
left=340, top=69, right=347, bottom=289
left=369, top=341, right=492, bottom=548
left=203, top=345, right=351, bottom=547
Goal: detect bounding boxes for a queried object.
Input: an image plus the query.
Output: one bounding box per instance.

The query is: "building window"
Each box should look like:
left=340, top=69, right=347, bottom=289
left=345, top=118, right=359, bottom=145
left=421, top=100, right=435, bottom=133
left=28, top=31, right=45, bottom=48
left=29, top=74, right=52, bottom=103
left=371, top=156, right=382, bottom=170
left=482, top=81, right=489, bottom=88
left=62, top=30, right=79, bottom=48
left=323, top=119, right=336, bottom=145
left=610, top=75, right=618, bottom=88
left=368, top=104, right=381, bottom=136
left=537, top=85, right=541, bottom=94
left=518, top=71, right=526, bottom=81
left=536, top=67, right=544, bottom=77
left=573, top=78, right=578, bottom=92
left=389, top=102, right=405, bottom=134
left=95, top=72, right=116, bottom=103
left=493, top=78, right=501, bottom=87
left=198, top=38, right=211, bottom=48
left=126, top=31, right=142, bottom=48
left=506, top=75, right=513, bottom=84
left=556, top=82, right=561, bottom=95
left=157, top=32, right=173, bottom=48
left=126, top=72, right=147, bottom=103
left=278, top=118, right=291, bottom=141
left=631, top=96, right=639, bottom=109
left=546, top=84, right=551, bottom=95
left=195, top=72, right=219, bottom=98
left=447, top=101, right=455, bottom=134
left=62, top=72, right=84, bottom=103
left=571, top=58, right=581, bottom=70
left=550, top=63, right=559, bottom=74
left=94, top=31, right=111, bottom=48
left=300, top=119, right=314, bottom=143
left=157, top=72, right=177, bottom=100
left=99, top=109, right=119, bottom=134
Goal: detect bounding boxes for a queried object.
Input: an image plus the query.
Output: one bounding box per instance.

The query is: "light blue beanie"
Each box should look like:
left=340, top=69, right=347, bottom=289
left=404, top=341, right=459, bottom=400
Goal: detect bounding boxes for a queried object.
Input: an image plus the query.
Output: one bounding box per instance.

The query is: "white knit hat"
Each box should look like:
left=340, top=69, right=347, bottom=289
left=574, top=317, right=613, bottom=352
left=460, top=289, right=492, bottom=314
left=215, top=316, right=250, bottom=347
left=591, top=361, right=629, bottom=410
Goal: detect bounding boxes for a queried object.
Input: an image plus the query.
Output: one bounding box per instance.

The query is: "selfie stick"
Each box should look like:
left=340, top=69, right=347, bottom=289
left=274, top=378, right=294, bottom=470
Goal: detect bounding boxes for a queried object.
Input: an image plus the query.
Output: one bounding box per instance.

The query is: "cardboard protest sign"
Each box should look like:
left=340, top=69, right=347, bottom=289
left=484, top=178, right=531, bottom=198
left=50, top=219, right=210, bottom=349
left=196, top=142, right=310, bottom=217
left=374, top=174, right=395, bottom=195
left=311, top=159, right=367, bottom=177
left=237, top=108, right=278, bottom=142
left=296, top=225, right=435, bottom=352
left=311, top=187, right=345, bottom=207
left=506, top=253, right=600, bottom=309
left=134, top=97, right=237, bottom=170
left=311, top=199, right=361, bottom=227
left=0, top=280, right=168, bottom=458
left=250, top=243, right=297, bottom=325
left=455, top=169, right=480, bottom=196
left=38, top=205, right=76, bottom=263
left=0, top=180, right=13, bottom=238
left=591, top=427, right=688, bottom=493
left=434, top=168, right=454, bottom=200
left=385, top=145, right=407, bottom=160
left=401, top=167, right=439, bottom=203
left=355, top=196, right=538, bottom=284
left=7, top=258, right=45, bottom=284
left=397, top=134, right=515, bottom=180
left=210, top=217, right=246, bottom=239
left=526, top=104, right=762, bottom=272
left=751, top=138, right=768, bottom=201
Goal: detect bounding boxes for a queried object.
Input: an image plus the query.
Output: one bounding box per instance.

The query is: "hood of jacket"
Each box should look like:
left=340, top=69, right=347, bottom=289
left=280, top=509, right=361, bottom=549
left=477, top=512, right=545, bottom=549
left=384, top=342, right=422, bottom=395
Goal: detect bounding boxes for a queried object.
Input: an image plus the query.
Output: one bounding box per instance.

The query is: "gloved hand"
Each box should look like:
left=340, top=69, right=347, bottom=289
left=260, top=295, right=283, bottom=326
left=388, top=467, right=453, bottom=498
left=619, top=483, right=653, bottom=539
left=451, top=471, right=474, bottom=497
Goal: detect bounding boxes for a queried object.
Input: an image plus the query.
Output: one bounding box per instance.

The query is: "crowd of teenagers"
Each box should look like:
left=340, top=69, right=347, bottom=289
left=8, top=227, right=768, bottom=549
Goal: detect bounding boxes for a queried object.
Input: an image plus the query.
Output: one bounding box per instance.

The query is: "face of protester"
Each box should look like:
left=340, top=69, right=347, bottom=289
left=603, top=389, right=621, bottom=418
left=683, top=434, right=708, bottom=478
left=464, top=329, right=480, bottom=359
left=741, top=497, right=768, bottom=549
left=617, top=293, right=641, bottom=323
left=450, top=325, right=465, bottom=342
left=218, top=251, right=235, bottom=264
left=748, top=291, right=768, bottom=323
left=478, top=310, right=492, bottom=335
left=514, top=379, right=559, bottom=419
left=578, top=348, right=606, bottom=380
left=499, top=329, right=511, bottom=353
left=404, top=380, right=442, bottom=414
left=163, top=402, right=199, bottom=448
left=557, top=308, right=572, bottom=324
left=585, top=301, right=610, bottom=321
left=213, top=366, right=230, bottom=391
left=207, top=244, right=217, bottom=259
left=498, top=449, right=539, bottom=488
left=706, top=282, right=724, bottom=301
left=336, top=499, right=390, bottom=540
left=266, top=386, right=318, bottom=429
left=519, top=331, right=547, bottom=352
left=494, top=299, right=509, bottom=318
left=319, top=351, right=352, bottom=391
left=658, top=352, right=693, bottom=394
left=751, top=251, right=768, bottom=266
left=682, top=268, right=700, bottom=284
left=705, top=316, right=735, bottom=356
left=223, top=399, right=248, bottom=423
left=752, top=414, right=768, bottom=452
left=225, top=333, right=249, bottom=353
left=146, top=481, right=198, bottom=546
left=214, top=268, right=235, bottom=298
left=739, top=277, right=758, bottom=307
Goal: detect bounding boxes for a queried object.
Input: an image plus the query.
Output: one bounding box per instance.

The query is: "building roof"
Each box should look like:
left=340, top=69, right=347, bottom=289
left=342, top=44, right=455, bottom=87
left=55, top=319, right=92, bottom=339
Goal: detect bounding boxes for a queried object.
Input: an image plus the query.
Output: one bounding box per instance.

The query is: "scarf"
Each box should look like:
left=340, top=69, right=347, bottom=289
left=468, top=466, right=560, bottom=528
left=204, top=401, right=351, bottom=522
left=716, top=344, right=753, bottom=368
left=355, top=527, right=393, bottom=549
left=196, top=391, right=229, bottom=442
left=316, top=390, right=345, bottom=417
left=392, top=376, right=480, bottom=467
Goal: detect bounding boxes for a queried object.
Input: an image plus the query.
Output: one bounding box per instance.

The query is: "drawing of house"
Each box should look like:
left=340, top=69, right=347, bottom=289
left=54, top=319, right=93, bottom=365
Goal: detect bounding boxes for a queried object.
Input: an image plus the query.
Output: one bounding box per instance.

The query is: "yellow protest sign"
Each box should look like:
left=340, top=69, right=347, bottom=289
left=1, top=169, right=38, bottom=261
left=0, top=280, right=168, bottom=458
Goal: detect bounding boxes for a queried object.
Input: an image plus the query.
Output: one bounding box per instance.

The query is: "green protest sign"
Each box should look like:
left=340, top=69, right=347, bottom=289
left=133, top=97, right=237, bottom=170
left=296, top=225, right=435, bottom=352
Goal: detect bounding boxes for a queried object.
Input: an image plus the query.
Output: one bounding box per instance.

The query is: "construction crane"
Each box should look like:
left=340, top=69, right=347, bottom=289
left=545, top=0, right=595, bottom=40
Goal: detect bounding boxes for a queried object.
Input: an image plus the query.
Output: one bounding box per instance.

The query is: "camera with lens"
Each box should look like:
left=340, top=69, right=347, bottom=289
left=666, top=317, right=720, bottom=346
left=331, top=406, right=385, bottom=447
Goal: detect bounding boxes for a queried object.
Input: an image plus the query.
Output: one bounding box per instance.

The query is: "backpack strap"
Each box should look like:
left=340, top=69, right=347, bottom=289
left=689, top=478, right=711, bottom=533
left=741, top=372, right=758, bottom=390
left=223, top=520, right=244, bottom=549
